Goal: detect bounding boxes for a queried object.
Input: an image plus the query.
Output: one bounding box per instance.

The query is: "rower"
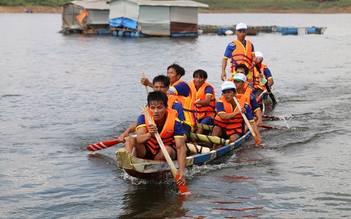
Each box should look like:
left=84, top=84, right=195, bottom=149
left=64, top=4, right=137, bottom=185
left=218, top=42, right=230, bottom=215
left=118, top=75, right=185, bottom=142
left=188, top=69, right=216, bottom=135
left=212, top=81, right=262, bottom=149
left=141, top=63, right=195, bottom=142
left=125, top=91, right=187, bottom=186
left=233, top=70, right=263, bottom=127
left=251, top=51, right=274, bottom=98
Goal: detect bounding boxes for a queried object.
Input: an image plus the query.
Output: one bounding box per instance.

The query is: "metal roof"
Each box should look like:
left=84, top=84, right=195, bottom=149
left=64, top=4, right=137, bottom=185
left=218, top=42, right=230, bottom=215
left=70, top=1, right=110, bottom=10
left=116, top=0, right=208, bottom=8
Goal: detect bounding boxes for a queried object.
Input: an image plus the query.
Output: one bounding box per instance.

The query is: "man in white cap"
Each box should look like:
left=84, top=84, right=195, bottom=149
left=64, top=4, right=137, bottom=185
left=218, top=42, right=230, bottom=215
left=251, top=51, right=274, bottom=98
left=212, top=81, right=262, bottom=149
left=233, top=73, right=263, bottom=128
left=221, top=22, right=256, bottom=81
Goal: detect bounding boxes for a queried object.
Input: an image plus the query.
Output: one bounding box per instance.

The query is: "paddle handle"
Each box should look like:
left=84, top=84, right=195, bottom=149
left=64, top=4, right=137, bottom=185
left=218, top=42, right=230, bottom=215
left=255, top=65, right=277, bottom=105
left=142, top=72, right=149, bottom=95
left=233, top=98, right=261, bottom=144
left=142, top=106, right=190, bottom=195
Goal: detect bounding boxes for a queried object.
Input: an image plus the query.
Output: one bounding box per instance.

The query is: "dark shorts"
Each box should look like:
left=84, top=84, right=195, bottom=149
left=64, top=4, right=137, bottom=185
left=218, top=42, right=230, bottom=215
left=142, top=145, right=157, bottom=160
left=182, top=123, right=191, bottom=142
left=198, top=117, right=214, bottom=126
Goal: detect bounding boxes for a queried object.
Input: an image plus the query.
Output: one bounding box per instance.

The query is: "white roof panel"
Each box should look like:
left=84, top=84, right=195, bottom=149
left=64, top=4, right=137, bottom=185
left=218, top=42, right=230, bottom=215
left=71, top=1, right=110, bottom=10
left=122, top=0, right=208, bottom=8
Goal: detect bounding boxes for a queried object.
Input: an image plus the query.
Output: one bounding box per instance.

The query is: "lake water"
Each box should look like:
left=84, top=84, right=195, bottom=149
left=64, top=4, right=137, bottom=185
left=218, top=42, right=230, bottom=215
left=1, top=13, right=351, bottom=218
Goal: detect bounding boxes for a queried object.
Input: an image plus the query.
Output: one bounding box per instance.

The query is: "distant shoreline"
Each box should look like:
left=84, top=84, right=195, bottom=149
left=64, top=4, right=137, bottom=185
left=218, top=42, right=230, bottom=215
left=1, top=5, right=350, bottom=14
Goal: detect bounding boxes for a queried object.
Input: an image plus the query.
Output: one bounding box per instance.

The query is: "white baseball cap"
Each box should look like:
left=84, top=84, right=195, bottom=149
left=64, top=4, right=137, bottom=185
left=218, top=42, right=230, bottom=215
left=236, top=23, right=247, bottom=31
left=233, top=73, right=247, bottom=82
left=221, top=81, right=236, bottom=91
left=255, top=51, right=264, bottom=58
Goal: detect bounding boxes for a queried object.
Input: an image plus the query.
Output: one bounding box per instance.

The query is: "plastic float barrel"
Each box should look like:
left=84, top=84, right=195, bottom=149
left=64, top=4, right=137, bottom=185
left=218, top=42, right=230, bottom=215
left=97, top=30, right=111, bottom=35
left=171, top=32, right=198, bottom=37
left=275, top=26, right=286, bottom=33
left=306, top=27, right=321, bottom=34
left=282, top=27, right=298, bottom=35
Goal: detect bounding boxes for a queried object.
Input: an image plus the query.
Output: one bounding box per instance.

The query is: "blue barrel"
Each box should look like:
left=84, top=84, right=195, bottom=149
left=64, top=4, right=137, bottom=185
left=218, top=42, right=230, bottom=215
left=97, top=29, right=111, bottom=35
left=171, top=32, right=198, bottom=37
left=275, top=26, right=285, bottom=33
left=112, top=30, right=118, bottom=36
left=171, top=33, right=184, bottom=37
left=306, top=27, right=321, bottom=34
left=282, top=27, right=298, bottom=35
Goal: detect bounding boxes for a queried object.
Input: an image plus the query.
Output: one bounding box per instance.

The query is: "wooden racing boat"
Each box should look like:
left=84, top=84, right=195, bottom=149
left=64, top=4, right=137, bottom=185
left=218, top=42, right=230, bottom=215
left=115, top=130, right=252, bottom=180
left=115, top=90, right=273, bottom=180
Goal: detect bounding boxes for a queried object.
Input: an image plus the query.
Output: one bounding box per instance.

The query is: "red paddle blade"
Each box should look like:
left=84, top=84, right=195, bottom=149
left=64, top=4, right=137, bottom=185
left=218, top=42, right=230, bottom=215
left=87, top=139, right=120, bottom=151
left=175, top=175, right=191, bottom=195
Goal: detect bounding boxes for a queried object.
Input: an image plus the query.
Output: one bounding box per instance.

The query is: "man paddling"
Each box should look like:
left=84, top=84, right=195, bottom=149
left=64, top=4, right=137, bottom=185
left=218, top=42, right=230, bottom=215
left=188, top=69, right=216, bottom=135
left=125, top=91, right=187, bottom=185
left=212, top=81, right=262, bottom=149
left=141, top=63, right=195, bottom=141
left=233, top=67, right=263, bottom=127
left=118, top=75, right=185, bottom=141
left=251, top=51, right=275, bottom=98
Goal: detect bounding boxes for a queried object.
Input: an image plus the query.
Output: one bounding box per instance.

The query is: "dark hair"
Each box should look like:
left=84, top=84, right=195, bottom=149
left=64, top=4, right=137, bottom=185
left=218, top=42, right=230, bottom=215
left=147, top=91, right=168, bottom=108
left=167, top=63, right=185, bottom=77
left=193, top=69, right=208, bottom=79
left=153, top=75, right=170, bottom=87
left=235, top=64, right=249, bottom=75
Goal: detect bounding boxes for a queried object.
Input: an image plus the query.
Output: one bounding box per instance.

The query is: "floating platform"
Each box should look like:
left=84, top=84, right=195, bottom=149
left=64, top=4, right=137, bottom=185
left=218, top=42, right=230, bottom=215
left=198, top=25, right=327, bottom=36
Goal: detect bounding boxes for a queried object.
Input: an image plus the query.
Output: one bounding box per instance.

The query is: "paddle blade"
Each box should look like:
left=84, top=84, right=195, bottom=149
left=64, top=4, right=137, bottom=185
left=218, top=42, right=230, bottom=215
left=87, top=139, right=120, bottom=151
left=175, top=174, right=191, bottom=195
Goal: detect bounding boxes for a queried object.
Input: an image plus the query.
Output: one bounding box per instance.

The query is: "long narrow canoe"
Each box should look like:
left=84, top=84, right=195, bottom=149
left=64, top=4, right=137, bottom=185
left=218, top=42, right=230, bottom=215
left=115, top=130, right=252, bottom=180
left=116, top=95, right=271, bottom=180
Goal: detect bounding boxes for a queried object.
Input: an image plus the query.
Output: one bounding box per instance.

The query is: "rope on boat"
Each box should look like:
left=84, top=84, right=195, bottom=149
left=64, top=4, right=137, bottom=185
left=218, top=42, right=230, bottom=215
left=190, top=132, right=229, bottom=145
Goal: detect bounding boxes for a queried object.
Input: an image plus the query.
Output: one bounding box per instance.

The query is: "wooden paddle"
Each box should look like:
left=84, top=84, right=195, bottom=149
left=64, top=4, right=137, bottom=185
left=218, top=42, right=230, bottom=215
left=142, top=105, right=191, bottom=195
left=87, top=134, right=137, bottom=151
left=254, top=65, right=277, bottom=105
left=87, top=139, right=121, bottom=151
left=233, top=97, right=261, bottom=145
left=142, top=72, right=149, bottom=95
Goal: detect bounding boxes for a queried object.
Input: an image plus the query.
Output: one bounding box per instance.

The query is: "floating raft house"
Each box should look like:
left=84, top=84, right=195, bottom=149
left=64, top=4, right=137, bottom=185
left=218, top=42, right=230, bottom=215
left=61, top=0, right=110, bottom=34
left=108, top=0, right=209, bottom=37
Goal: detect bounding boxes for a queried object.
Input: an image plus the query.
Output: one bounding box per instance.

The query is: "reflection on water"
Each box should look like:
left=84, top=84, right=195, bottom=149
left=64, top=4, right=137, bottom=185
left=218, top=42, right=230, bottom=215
left=1, top=13, right=351, bottom=218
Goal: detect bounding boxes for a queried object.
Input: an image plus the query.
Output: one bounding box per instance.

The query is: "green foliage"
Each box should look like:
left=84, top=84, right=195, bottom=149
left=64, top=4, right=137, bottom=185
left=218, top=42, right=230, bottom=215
left=0, top=0, right=70, bottom=6
left=196, top=0, right=351, bottom=11
left=1, top=0, right=351, bottom=10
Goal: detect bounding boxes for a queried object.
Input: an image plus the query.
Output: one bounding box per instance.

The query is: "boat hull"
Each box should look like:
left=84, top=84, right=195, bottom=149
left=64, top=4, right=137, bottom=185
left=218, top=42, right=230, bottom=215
left=115, top=130, right=251, bottom=180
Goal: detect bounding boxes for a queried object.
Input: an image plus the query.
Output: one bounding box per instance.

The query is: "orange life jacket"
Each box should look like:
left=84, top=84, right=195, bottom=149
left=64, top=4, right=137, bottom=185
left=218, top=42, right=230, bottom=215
left=253, top=64, right=268, bottom=90
left=236, top=87, right=252, bottom=109
left=144, top=107, right=178, bottom=155
left=167, top=94, right=179, bottom=108
left=171, top=80, right=196, bottom=130
left=214, top=96, right=244, bottom=136
left=189, top=81, right=216, bottom=121
left=230, top=40, right=253, bottom=74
